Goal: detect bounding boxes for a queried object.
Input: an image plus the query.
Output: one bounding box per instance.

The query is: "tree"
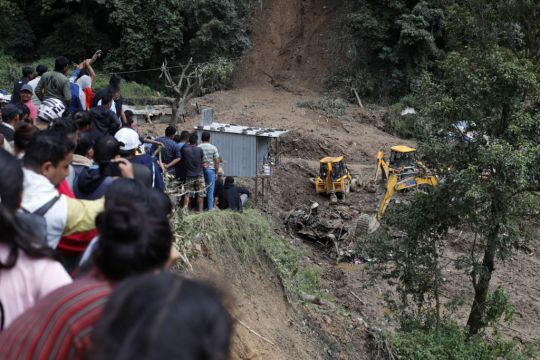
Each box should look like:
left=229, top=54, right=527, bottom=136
left=405, top=46, right=539, bottom=335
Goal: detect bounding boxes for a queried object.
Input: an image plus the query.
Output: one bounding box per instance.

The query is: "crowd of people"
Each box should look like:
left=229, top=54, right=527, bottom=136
left=0, top=55, right=252, bottom=359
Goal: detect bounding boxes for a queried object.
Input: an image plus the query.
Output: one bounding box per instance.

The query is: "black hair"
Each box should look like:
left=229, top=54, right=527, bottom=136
left=124, top=110, right=134, bottom=126
left=22, top=66, right=34, bottom=78
left=101, top=89, right=113, bottom=106
left=91, top=272, right=232, bottom=360
left=49, top=116, right=79, bottom=136
left=36, top=64, right=48, bottom=76
left=93, top=135, right=119, bottom=163
left=75, top=132, right=94, bottom=157
left=54, top=56, right=69, bottom=72
left=165, top=126, right=176, bottom=137
left=188, top=132, right=198, bottom=145
left=109, top=74, right=122, bottom=88
left=201, top=131, right=211, bottom=142
left=23, top=130, right=75, bottom=168
left=172, top=134, right=181, bottom=143
left=104, top=179, right=172, bottom=218
left=14, top=122, right=38, bottom=153
left=224, top=176, right=234, bottom=185
left=179, top=130, right=189, bottom=142
left=0, top=149, right=54, bottom=270
left=93, top=201, right=172, bottom=281
left=73, top=111, right=91, bottom=129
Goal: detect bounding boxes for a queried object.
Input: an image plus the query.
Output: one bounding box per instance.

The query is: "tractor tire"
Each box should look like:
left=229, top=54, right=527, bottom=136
left=350, top=178, right=358, bottom=192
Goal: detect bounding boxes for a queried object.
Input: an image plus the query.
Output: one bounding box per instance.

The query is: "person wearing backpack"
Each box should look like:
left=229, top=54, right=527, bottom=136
left=20, top=130, right=125, bottom=248
left=0, top=148, right=72, bottom=330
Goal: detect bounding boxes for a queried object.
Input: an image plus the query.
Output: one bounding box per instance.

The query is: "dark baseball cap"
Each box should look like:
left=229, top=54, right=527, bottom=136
left=20, top=84, right=33, bottom=94
left=2, top=104, right=21, bottom=120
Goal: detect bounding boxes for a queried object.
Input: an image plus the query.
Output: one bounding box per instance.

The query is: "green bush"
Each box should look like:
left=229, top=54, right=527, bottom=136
left=391, top=322, right=536, bottom=360
left=297, top=97, right=348, bottom=117
left=196, top=57, right=235, bottom=94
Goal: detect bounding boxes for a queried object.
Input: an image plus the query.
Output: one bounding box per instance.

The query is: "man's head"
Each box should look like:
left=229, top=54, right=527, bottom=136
left=225, top=176, right=234, bottom=185
left=115, top=127, right=141, bottom=158
left=20, top=84, right=33, bottom=103
left=109, top=74, right=122, bottom=88
left=22, top=66, right=35, bottom=80
left=36, top=64, right=48, bottom=77
left=73, top=111, right=91, bottom=132
left=201, top=131, right=211, bottom=143
left=101, top=90, right=114, bottom=109
left=94, top=135, right=120, bottom=163
left=49, top=117, right=79, bottom=147
left=14, top=122, right=38, bottom=155
left=165, top=125, right=177, bottom=138
left=54, top=56, right=69, bottom=74
left=1, top=104, right=21, bottom=126
left=75, top=132, right=94, bottom=160
left=188, top=132, right=198, bottom=145
left=23, top=130, right=75, bottom=186
left=179, top=130, right=189, bottom=143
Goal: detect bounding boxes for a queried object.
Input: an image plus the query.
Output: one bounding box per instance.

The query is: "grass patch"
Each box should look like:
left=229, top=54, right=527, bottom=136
left=297, top=97, right=348, bottom=117
left=173, top=209, right=321, bottom=297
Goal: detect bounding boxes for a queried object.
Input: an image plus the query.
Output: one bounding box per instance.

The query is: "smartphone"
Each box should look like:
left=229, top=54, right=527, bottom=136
left=99, top=161, right=122, bottom=177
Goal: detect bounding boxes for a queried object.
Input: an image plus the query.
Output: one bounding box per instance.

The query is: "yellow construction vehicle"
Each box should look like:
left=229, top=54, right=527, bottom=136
left=314, top=156, right=354, bottom=203
left=375, top=145, right=418, bottom=182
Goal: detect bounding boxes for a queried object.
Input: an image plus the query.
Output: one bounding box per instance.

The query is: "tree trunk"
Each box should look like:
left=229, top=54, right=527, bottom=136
left=171, top=96, right=185, bottom=124
left=466, top=189, right=505, bottom=337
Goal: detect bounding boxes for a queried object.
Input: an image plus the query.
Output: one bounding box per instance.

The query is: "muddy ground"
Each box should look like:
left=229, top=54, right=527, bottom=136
left=138, top=83, right=539, bottom=359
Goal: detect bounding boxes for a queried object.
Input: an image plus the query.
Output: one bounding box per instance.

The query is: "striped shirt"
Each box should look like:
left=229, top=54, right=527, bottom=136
left=0, top=275, right=111, bottom=360
left=198, top=143, right=219, bottom=170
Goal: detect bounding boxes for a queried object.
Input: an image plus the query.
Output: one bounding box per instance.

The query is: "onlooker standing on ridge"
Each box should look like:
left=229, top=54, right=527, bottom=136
left=28, top=64, right=48, bottom=107
left=35, top=56, right=71, bottom=106
left=19, top=84, right=38, bottom=122
left=199, top=131, right=220, bottom=210
left=11, top=66, right=35, bottom=104
left=153, top=125, right=181, bottom=177
left=92, top=74, right=126, bottom=125
left=181, top=132, right=206, bottom=212
left=0, top=104, right=21, bottom=143
left=88, top=90, right=120, bottom=140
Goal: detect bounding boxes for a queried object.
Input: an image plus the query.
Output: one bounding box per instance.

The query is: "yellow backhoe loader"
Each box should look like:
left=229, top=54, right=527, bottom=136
left=375, top=145, right=418, bottom=182
left=313, top=156, right=355, bottom=203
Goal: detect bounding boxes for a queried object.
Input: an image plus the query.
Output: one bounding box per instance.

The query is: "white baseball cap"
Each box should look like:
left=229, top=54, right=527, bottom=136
left=114, top=127, right=141, bottom=151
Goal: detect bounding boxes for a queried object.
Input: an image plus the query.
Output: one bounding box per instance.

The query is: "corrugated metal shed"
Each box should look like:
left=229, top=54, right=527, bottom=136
left=195, top=122, right=288, bottom=178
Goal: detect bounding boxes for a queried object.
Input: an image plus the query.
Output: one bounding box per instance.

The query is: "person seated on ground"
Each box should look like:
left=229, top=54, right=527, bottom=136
left=16, top=84, right=38, bottom=123
left=74, top=111, right=92, bottom=132
left=28, top=64, right=48, bottom=108
left=35, top=56, right=71, bottom=106
left=0, top=148, right=72, bottom=330
left=214, top=167, right=225, bottom=208
left=36, top=97, right=66, bottom=129
left=0, top=197, right=174, bottom=359
left=91, top=271, right=232, bottom=360
left=72, top=132, right=94, bottom=180
left=92, top=73, right=126, bottom=125
left=11, top=66, right=35, bottom=104
left=218, top=176, right=251, bottom=212
left=20, top=130, right=106, bottom=248
left=88, top=90, right=120, bottom=140
left=13, top=121, right=38, bottom=159
left=115, top=127, right=164, bottom=191
left=152, top=125, right=181, bottom=177
left=181, top=132, right=206, bottom=212
left=0, top=104, right=21, bottom=143
left=74, top=135, right=132, bottom=200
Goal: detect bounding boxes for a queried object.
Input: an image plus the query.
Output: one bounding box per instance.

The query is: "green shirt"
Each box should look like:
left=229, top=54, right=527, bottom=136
left=35, top=71, right=71, bottom=103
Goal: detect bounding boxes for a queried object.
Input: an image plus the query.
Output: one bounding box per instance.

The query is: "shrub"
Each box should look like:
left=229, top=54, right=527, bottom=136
left=297, top=97, right=348, bottom=117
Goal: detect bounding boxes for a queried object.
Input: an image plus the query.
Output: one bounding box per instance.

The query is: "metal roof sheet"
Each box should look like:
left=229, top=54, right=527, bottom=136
left=195, top=122, right=288, bottom=138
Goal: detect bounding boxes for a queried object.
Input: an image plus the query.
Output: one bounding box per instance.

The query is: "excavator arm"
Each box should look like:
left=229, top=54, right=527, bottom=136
left=375, top=150, right=389, bottom=181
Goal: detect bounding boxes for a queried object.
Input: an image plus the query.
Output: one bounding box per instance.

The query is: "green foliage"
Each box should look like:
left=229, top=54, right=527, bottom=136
left=196, top=57, right=235, bottom=94
left=391, top=321, right=536, bottom=360
left=173, top=209, right=321, bottom=297
left=0, top=53, right=21, bottom=91
left=297, top=97, right=348, bottom=117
